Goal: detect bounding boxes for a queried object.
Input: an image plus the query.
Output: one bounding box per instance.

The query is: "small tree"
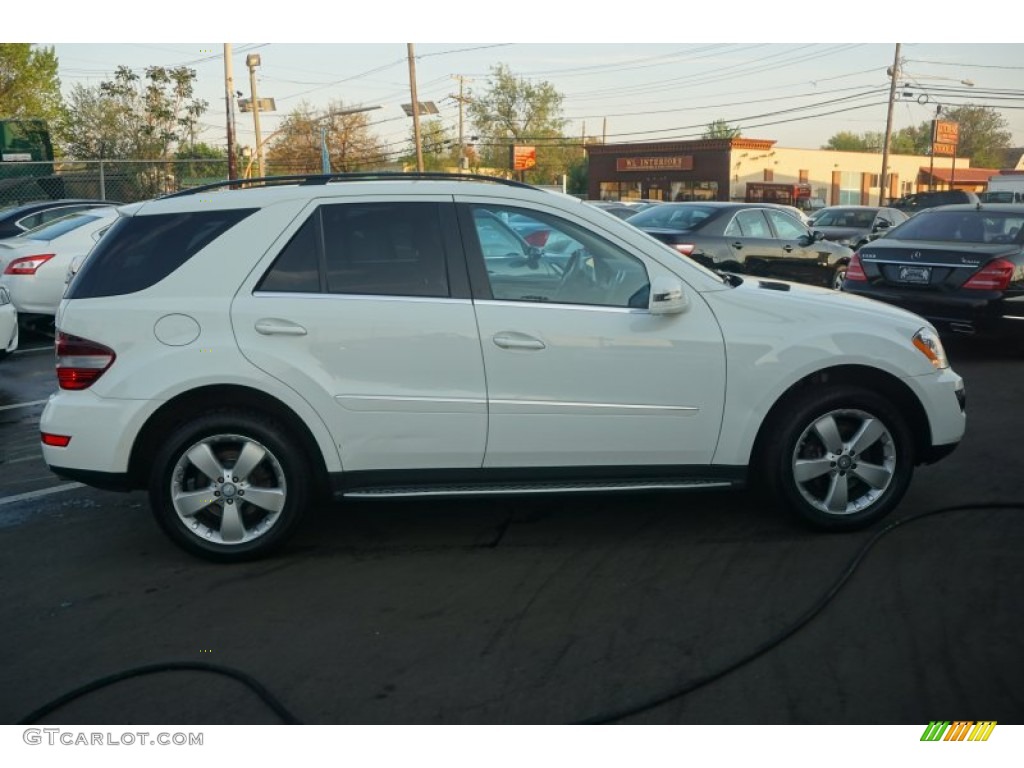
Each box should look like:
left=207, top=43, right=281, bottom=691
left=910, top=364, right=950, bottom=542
left=266, top=100, right=387, bottom=175
left=467, top=64, right=567, bottom=182
left=702, top=119, right=741, bottom=139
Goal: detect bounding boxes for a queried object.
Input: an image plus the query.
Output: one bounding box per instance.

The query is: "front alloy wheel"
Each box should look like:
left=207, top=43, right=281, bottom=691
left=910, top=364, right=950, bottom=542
left=763, top=386, right=914, bottom=530
left=791, top=409, right=896, bottom=516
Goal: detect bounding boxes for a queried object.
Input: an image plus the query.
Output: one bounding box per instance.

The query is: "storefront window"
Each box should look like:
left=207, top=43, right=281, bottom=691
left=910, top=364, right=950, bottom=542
left=598, top=182, right=643, bottom=201
left=839, top=172, right=860, bottom=205
left=669, top=181, right=718, bottom=202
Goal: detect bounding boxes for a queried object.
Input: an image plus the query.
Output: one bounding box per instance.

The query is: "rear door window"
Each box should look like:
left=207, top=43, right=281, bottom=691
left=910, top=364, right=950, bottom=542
left=68, top=209, right=257, bottom=299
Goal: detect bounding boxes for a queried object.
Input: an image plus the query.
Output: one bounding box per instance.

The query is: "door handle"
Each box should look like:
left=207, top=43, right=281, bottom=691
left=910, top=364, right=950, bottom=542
left=731, top=241, right=744, bottom=249
left=493, top=332, right=546, bottom=351
left=255, top=319, right=308, bottom=336
left=783, top=245, right=795, bottom=252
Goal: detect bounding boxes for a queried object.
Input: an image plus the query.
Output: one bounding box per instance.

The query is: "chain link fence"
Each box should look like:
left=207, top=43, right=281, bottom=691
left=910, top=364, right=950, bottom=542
left=0, top=159, right=230, bottom=210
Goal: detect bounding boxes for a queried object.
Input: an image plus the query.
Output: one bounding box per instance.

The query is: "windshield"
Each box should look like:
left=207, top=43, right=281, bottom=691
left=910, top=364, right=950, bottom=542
left=628, top=204, right=716, bottom=230
left=22, top=212, right=105, bottom=241
left=889, top=210, right=1024, bottom=244
left=813, top=208, right=876, bottom=228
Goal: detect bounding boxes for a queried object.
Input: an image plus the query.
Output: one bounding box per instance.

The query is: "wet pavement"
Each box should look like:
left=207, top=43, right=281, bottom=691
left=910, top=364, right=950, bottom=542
left=1, top=334, right=1022, bottom=725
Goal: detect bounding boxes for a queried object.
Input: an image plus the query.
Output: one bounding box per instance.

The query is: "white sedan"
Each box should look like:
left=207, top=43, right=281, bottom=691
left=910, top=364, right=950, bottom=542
left=0, top=286, right=17, bottom=360
left=0, top=207, right=120, bottom=318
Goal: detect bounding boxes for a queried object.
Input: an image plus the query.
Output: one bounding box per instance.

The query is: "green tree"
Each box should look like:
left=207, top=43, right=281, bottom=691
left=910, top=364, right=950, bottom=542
left=822, top=131, right=882, bottom=152
left=408, top=118, right=458, bottom=171
left=0, top=44, right=62, bottom=125
left=467, top=64, right=567, bottom=182
left=175, top=142, right=228, bottom=183
left=890, top=123, right=931, bottom=155
left=702, top=119, right=741, bottom=139
left=266, top=100, right=387, bottom=175
left=59, top=66, right=207, bottom=162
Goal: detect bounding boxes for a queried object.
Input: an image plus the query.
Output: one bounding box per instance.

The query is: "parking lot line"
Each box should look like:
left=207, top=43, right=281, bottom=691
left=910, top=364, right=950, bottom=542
left=0, top=399, right=48, bottom=412
left=0, top=483, right=84, bottom=507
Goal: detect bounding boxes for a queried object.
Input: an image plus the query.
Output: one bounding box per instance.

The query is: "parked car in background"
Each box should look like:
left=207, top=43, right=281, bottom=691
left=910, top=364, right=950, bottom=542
left=619, top=199, right=664, bottom=212
left=40, top=173, right=965, bottom=561
left=0, top=286, right=17, bottom=360
left=627, top=201, right=855, bottom=289
left=0, top=199, right=119, bottom=240
left=586, top=201, right=640, bottom=220
left=808, top=205, right=909, bottom=250
left=842, top=204, right=1024, bottom=344
left=0, top=207, right=120, bottom=321
left=890, top=190, right=980, bottom=215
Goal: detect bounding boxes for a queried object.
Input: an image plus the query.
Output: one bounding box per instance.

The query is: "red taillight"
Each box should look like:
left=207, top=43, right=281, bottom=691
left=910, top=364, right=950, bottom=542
left=5, top=254, right=55, bottom=275
left=41, top=433, right=72, bottom=447
left=525, top=230, right=551, bottom=248
left=55, top=332, right=116, bottom=390
left=846, top=253, right=867, bottom=282
left=673, top=243, right=696, bottom=256
left=962, top=258, right=1015, bottom=291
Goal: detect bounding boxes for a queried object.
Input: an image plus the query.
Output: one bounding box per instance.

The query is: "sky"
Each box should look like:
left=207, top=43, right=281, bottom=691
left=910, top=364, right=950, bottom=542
left=24, top=6, right=1024, bottom=163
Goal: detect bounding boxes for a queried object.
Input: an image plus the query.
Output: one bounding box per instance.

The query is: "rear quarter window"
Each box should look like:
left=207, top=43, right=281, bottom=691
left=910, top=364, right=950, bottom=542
left=68, top=209, right=257, bottom=299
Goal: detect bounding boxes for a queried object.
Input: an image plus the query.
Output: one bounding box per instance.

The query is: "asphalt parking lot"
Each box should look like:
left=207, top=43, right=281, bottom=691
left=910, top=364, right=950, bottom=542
left=1, top=329, right=1022, bottom=726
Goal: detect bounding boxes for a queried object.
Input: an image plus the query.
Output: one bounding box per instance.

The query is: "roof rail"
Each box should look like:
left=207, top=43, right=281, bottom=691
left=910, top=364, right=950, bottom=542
left=160, top=171, right=537, bottom=199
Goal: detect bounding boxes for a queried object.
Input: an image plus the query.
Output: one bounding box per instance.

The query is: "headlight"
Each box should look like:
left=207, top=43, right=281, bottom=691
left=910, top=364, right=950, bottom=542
left=913, top=327, right=949, bottom=369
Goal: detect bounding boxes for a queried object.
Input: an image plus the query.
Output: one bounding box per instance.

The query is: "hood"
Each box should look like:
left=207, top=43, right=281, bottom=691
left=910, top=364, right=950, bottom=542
left=724, top=275, right=932, bottom=331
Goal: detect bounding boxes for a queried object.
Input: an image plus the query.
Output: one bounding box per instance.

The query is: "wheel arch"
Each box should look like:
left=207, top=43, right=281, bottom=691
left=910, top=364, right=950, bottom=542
left=751, top=364, right=932, bottom=473
left=128, top=384, right=331, bottom=498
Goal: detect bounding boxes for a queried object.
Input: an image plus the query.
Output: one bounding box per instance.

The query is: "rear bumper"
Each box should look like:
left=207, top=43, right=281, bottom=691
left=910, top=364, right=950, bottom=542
left=843, top=285, right=1024, bottom=339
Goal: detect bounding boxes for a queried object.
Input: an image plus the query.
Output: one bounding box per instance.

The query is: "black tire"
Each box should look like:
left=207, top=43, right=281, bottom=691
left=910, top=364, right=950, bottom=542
left=760, top=385, right=915, bottom=531
left=148, top=410, right=311, bottom=562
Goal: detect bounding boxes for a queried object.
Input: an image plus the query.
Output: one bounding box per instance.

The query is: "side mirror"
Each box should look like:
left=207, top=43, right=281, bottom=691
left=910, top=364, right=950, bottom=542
left=649, top=276, right=689, bottom=315
left=812, top=230, right=825, bottom=241
left=873, top=220, right=891, bottom=231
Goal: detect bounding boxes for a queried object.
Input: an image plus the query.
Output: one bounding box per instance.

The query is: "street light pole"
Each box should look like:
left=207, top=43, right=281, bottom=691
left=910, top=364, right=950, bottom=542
left=407, top=44, right=424, bottom=172
left=223, top=44, right=237, bottom=179
left=247, top=53, right=265, bottom=178
left=879, top=43, right=901, bottom=206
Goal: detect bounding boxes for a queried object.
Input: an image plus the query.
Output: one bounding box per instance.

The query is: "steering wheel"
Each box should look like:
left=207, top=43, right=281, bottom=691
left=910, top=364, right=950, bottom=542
left=554, top=248, right=598, bottom=302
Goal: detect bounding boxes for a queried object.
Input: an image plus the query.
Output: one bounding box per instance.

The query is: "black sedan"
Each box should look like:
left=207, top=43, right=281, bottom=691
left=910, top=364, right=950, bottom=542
left=807, top=205, right=908, bottom=250
left=627, top=202, right=854, bottom=289
left=842, top=204, right=1024, bottom=342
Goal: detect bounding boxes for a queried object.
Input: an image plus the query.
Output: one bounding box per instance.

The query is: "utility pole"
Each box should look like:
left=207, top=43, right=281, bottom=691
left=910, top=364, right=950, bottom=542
left=408, top=44, right=424, bottom=172
left=247, top=53, right=265, bottom=178
left=879, top=42, right=901, bottom=206
left=450, top=75, right=473, bottom=170
left=223, top=44, right=237, bottom=179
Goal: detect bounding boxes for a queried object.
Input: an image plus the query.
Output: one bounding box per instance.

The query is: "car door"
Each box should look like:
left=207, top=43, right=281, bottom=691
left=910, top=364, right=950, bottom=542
left=456, top=199, right=727, bottom=470
left=231, top=197, right=488, bottom=472
left=721, top=208, right=785, bottom=276
left=761, top=207, right=834, bottom=285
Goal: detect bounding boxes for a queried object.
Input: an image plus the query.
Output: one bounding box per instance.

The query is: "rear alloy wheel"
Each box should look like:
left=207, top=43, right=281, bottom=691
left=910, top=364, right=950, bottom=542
left=831, top=265, right=847, bottom=291
left=763, top=386, right=914, bottom=530
left=149, top=411, right=310, bottom=561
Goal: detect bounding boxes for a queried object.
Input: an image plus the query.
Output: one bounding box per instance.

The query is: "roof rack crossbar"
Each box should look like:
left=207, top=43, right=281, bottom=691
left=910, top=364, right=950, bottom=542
left=160, top=172, right=536, bottom=199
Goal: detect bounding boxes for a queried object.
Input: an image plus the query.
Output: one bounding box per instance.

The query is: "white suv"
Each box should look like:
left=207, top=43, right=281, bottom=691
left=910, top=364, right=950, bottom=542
left=42, top=174, right=966, bottom=561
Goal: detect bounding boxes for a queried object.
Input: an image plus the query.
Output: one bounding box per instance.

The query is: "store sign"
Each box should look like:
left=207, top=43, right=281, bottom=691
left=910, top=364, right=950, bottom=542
left=617, top=156, right=693, bottom=172
left=512, top=145, right=536, bottom=170
left=932, top=142, right=956, bottom=157
left=934, top=120, right=959, bottom=144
